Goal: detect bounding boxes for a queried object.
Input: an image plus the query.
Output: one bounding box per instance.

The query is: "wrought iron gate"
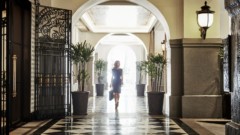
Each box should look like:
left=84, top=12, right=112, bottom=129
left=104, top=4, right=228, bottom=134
left=35, top=3, right=72, bottom=119
left=1, top=0, right=10, bottom=134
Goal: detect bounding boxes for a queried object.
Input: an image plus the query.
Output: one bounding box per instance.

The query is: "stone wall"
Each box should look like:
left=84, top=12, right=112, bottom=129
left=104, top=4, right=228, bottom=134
left=225, top=0, right=240, bottom=134
left=170, top=39, right=223, bottom=118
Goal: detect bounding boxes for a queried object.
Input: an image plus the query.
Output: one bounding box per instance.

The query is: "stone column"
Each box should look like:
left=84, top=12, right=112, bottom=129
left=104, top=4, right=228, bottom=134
left=87, top=57, right=94, bottom=96
left=169, top=39, right=183, bottom=117
left=170, top=39, right=223, bottom=118
left=181, top=39, right=222, bottom=118
left=225, top=0, right=240, bottom=134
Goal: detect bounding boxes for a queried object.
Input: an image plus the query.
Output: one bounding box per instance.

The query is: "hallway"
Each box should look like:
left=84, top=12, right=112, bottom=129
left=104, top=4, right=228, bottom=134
left=10, top=87, right=197, bottom=135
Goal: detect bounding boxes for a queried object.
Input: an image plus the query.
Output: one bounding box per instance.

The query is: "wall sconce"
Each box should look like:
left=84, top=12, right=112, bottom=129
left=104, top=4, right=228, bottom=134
left=196, top=1, right=215, bottom=39
left=161, top=43, right=166, bottom=52
left=161, top=34, right=166, bottom=56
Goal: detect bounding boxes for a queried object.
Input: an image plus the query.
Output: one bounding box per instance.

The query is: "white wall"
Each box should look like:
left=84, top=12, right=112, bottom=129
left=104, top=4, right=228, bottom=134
left=95, top=43, right=145, bottom=62
left=154, top=22, right=165, bottom=54
left=77, top=30, right=150, bottom=52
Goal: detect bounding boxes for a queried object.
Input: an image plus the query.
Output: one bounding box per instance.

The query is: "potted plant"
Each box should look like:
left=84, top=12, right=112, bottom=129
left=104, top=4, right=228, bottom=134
left=70, top=40, right=94, bottom=115
left=136, top=61, right=147, bottom=96
left=95, top=59, right=106, bottom=96
left=146, top=53, right=166, bottom=115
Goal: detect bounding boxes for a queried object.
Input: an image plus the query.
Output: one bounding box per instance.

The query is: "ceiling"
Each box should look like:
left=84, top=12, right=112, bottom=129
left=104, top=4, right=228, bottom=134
left=99, top=34, right=143, bottom=46
left=77, top=4, right=158, bottom=33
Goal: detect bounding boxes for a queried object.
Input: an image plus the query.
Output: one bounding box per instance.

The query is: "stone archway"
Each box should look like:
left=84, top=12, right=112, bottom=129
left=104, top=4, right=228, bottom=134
left=72, top=0, right=172, bottom=116
left=93, top=33, right=148, bottom=95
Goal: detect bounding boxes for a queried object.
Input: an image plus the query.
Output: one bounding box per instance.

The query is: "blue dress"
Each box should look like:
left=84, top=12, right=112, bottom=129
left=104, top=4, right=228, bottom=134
left=112, top=68, right=122, bottom=93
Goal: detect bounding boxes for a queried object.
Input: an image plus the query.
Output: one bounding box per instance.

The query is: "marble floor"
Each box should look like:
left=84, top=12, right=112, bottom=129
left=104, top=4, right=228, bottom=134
left=10, top=86, right=227, bottom=135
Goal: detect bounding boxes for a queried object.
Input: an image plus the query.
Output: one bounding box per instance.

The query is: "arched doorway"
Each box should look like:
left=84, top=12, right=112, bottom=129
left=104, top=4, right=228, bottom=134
left=72, top=0, right=171, bottom=116
left=107, top=45, right=136, bottom=95
left=94, top=33, right=147, bottom=96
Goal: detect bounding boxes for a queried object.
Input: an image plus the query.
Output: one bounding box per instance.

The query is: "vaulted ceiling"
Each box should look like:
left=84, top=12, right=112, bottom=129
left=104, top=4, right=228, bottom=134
left=77, top=4, right=158, bottom=33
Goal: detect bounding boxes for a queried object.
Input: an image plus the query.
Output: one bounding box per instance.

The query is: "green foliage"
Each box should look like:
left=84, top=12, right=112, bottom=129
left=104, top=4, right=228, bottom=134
left=70, top=40, right=94, bottom=91
left=137, top=61, right=147, bottom=84
left=71, top=40, right=94, bottom=64
left=95, top=59, right=106, bottom=84
left=148, top=53, right=166, bottom=65
left=145, top=53, right=166, bottom=92
left=218, top=45, right=224, bottom=60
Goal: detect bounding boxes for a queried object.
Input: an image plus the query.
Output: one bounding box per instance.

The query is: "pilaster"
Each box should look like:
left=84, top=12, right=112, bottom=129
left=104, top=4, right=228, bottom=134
left=182, top=38, right=223, bottom=118
left=170, top=38, right=223, bottom=118
left=169, top=39, right=183, bottom=117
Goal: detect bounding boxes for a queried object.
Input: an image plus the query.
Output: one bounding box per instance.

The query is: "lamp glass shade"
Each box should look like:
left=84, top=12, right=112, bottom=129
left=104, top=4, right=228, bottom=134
left=161, top=43, right=166, bottom=52
left=197, top=13, right=214, bottom=27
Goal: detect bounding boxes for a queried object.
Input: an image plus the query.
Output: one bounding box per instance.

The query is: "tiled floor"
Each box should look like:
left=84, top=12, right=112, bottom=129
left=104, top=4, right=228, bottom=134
left=11, top=87, right=220, bottom=135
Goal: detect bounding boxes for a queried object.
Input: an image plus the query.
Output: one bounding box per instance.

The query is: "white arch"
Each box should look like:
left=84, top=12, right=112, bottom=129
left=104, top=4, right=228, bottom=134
left=72, top=0, right=171, bottom=116
left=72, top=0, right=170, bottom=40
left=94, top=33, right=148, bottom=58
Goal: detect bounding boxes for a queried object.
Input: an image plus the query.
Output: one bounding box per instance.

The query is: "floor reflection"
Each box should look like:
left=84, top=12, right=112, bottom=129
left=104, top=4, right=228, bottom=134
left=40, top=86, right=189, bottom=135
left=41, top=115, right=188, bottom=135
left=89, top=85, right=148, bottom=114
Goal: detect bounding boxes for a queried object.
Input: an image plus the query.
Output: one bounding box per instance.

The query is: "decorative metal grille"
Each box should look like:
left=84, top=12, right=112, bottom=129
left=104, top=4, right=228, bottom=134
left=35, top=4, right=72, bottom=119
left=1, top=0, right=9, bottom=133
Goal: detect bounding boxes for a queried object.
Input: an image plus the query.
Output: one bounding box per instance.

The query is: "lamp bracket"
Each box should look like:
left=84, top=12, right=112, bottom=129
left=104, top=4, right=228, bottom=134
left=200, top=27, right=208, bottom=39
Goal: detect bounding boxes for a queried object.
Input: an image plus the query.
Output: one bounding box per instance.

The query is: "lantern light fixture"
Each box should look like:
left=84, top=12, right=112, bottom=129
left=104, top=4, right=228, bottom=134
left=196, top=1, right=215, bottom=39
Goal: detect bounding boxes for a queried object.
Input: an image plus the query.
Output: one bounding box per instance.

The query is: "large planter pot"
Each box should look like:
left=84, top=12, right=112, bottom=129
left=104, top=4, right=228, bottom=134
left=136, top=84, right=145, bottom=96
left=147, top=91, right=164, bottom=115
left=71, top=91, right=89, bottom=115
left=96, top=84, right=104, bottom=96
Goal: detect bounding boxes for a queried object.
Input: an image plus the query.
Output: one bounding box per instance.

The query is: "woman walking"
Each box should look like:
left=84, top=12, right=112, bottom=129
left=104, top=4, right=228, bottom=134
left=110, top=60, right=123, bottom=110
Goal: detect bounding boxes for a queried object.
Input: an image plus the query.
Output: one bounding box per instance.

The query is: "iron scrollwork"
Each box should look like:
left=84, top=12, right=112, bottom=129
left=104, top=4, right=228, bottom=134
left=36, top=6, right=69, bottom=43
left=35, top=5, right=72, bottom=119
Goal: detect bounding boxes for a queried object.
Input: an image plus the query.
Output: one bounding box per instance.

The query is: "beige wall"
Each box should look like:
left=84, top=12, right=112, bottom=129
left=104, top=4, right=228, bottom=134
left=41, top=0, right=229, bottom=40
left=220, top=0, right=230, bottom=38
left=38, top=0, right=51, bottom=6
left=149, top=0, right=184, bottom=39
left=183, top=0, right=221, bottom=38
left=39, top=0, right=88, bottom=12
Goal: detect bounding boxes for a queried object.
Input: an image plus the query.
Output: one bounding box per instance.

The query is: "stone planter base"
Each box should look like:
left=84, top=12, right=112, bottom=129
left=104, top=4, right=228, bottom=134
left=71, top=91, right=89, bottom=115
left=147, top=92, right=164, bottom=115
left=136, top=84, right=145, bottom=96
left=96, top=84, right=104, bottom=96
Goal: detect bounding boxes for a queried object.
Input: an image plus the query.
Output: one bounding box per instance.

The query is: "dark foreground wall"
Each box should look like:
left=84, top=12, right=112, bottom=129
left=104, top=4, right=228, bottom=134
left=9, top=0, right=31, bottom=125
left=225, top=0, right=240, bottom=134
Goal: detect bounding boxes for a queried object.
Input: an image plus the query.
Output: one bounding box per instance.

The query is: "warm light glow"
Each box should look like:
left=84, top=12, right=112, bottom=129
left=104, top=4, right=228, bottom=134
left=2, top=10, right=6, bottom=18
left=107, top=46, right=136, bottom=94
left=161, top=43, right=166, bottom=52
left=106, top=6, right=137, bottom=27
left=197, top=13, right=214, bottom=27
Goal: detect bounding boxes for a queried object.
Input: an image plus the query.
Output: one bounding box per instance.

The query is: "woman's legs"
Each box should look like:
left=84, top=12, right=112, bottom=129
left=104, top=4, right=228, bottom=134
left=114, top=93, right=120, bottom=109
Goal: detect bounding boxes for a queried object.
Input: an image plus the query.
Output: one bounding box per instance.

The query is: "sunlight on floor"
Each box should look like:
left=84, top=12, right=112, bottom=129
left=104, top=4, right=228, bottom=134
left=90, top=85, right=148, bottom=114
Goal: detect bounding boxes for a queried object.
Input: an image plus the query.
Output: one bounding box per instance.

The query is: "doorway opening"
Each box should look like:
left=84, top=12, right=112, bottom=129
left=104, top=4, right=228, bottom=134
left=107, top=45, right=136, bottom=95
left=72, top=0, right=171, bottom=116
left=94, top=33, right=147, bottom=96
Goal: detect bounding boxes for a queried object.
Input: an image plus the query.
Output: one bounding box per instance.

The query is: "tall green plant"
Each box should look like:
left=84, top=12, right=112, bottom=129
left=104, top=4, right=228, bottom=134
left=146, top=53, right=166, bottom=92
left=95, top=59, right=106, bottom=84
left=71, top=40, right=94, bottom=92
left=137, top=61, right=147, bottom=84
